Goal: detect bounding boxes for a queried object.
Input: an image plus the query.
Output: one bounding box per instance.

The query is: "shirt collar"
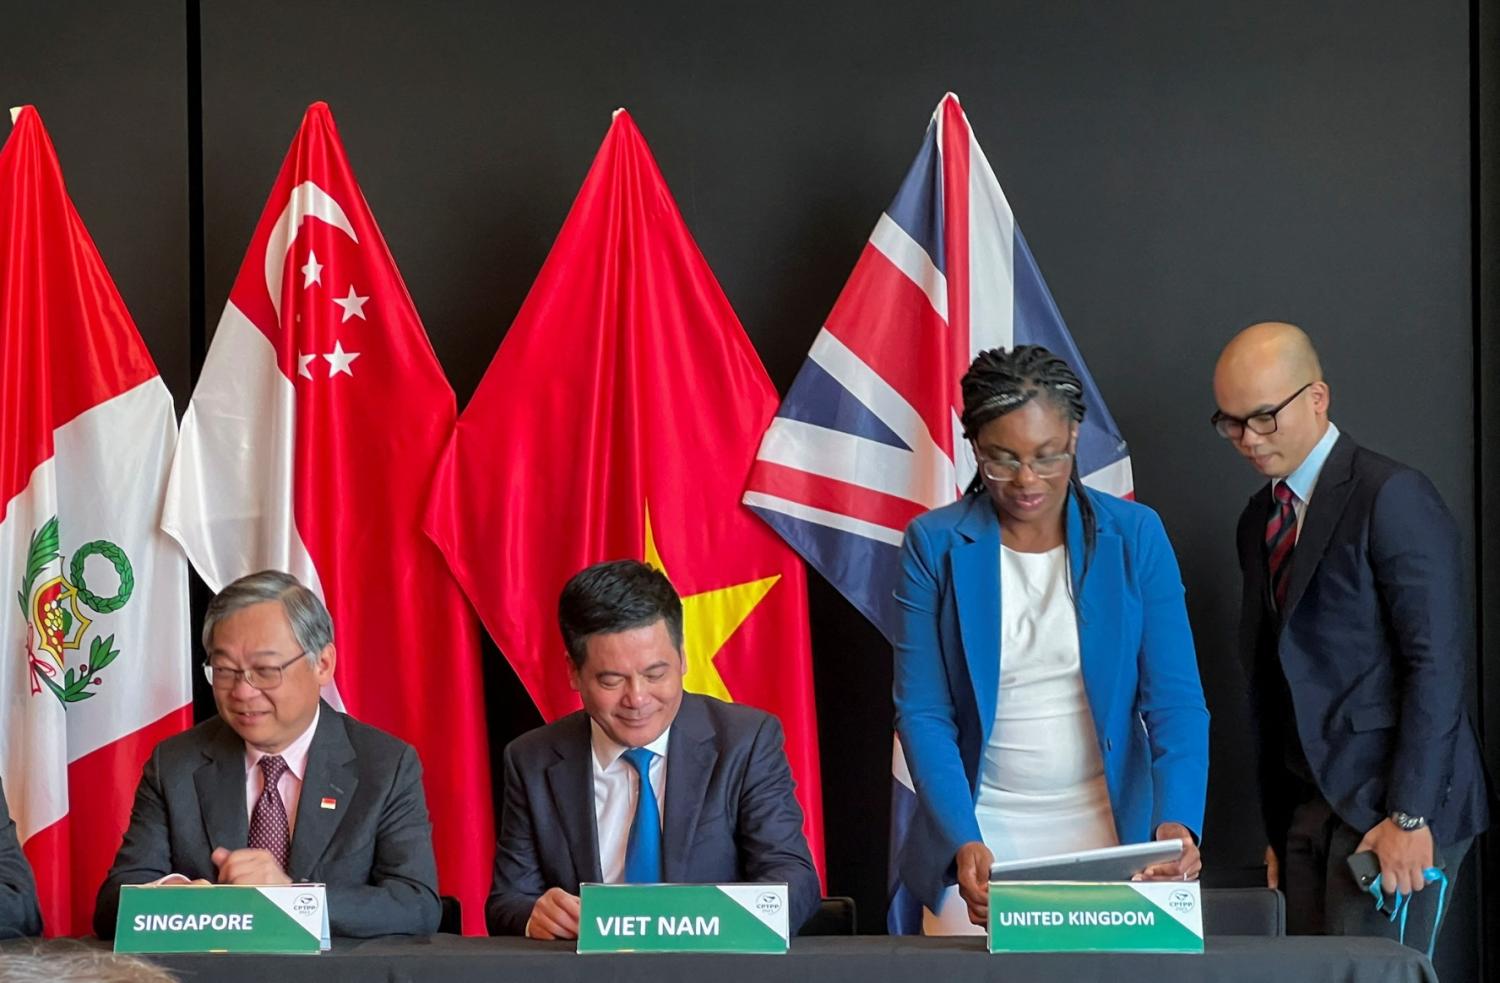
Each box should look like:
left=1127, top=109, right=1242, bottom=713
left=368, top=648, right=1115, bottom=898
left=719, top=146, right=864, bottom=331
left=590, top=718, right=672, bottom=773
left=245, top=705, right=320, bottom=782
left=1275, top=421, right=1340, bottom=504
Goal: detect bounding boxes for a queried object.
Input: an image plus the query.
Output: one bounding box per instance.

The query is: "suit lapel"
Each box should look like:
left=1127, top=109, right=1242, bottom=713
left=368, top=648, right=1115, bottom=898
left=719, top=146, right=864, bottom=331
left=952, top=496, right=1002, bottom=731
left=287, top=703, right=359, bottom=879
left=546, top=713, right=601, bottom=884
left=1238, top=488, right=1274, bottom=674
left=195, top=721, right=250, bottom=858
left=1281, top=433, right=1357, bottom=618
left=662, top=695, right=717, bottom=883
left=1069, top=493, right=1124, bottom=736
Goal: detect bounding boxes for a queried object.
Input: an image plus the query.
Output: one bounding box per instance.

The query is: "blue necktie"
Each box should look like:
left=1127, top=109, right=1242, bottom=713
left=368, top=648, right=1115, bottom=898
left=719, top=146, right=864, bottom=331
left=622, top=747, right=662, bottom=883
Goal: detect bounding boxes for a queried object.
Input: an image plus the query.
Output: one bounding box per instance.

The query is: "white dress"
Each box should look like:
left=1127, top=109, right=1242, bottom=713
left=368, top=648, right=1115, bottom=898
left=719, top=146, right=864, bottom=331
left=923, top=544, right=1118, bottom=936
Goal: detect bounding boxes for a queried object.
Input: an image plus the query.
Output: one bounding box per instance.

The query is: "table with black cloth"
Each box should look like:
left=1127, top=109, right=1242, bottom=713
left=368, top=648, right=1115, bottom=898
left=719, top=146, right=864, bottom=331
left=94, top=934, right=1434, bottom=983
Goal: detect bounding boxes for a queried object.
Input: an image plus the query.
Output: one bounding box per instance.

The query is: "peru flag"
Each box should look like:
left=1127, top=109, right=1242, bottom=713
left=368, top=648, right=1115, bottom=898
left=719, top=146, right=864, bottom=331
left=0, top=106, right=192, bottom=935
left=162, top=103, right=493, bottom=933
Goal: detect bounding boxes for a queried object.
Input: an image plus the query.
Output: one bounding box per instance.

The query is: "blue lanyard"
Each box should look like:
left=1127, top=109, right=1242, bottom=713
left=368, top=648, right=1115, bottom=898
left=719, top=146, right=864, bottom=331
left=1365, top=867, right=1448, bottom=959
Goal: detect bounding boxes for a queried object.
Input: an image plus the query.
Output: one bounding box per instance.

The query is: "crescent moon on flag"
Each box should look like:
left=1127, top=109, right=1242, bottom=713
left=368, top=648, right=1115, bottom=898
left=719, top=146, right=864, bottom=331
left=264, top=180, right=359, bottom=321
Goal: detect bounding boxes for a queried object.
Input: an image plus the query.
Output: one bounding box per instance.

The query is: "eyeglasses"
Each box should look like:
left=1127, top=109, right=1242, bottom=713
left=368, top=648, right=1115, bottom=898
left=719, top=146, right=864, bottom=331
left=976, top=451, right=1074, bottom=482
left=1210, top=383, right=1313, bottom=440
left=203, top=652, right=308, bottom=691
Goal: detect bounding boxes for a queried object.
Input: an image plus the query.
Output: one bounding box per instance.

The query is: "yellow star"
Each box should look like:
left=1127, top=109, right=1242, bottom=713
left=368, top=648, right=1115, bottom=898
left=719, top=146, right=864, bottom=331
left=642, top=503, right=779, bottom=702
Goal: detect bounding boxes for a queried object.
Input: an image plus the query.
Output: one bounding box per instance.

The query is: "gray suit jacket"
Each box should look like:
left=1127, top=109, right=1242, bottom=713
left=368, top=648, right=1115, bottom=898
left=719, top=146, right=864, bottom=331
left=94, top=701, right=440, bottom=939
left=0, top=778, right=41, bottom=938
left=486, top=693, right=820, bottom=936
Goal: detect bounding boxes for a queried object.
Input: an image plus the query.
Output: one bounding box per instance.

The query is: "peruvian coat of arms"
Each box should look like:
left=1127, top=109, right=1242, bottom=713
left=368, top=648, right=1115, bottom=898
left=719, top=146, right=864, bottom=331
left=18, top=516, right=134, bottom=705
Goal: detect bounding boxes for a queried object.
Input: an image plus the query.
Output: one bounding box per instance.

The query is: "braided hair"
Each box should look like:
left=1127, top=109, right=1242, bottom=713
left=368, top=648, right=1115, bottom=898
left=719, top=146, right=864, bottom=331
left=959, top=345, right=1098, bottom=573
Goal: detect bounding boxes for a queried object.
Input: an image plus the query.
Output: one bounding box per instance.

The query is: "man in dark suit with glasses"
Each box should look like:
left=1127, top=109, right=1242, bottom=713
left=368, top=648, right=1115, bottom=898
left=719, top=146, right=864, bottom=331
left=94, top=570, right=440, bottom=939
left=1211, top=321, right=1489, bottom=951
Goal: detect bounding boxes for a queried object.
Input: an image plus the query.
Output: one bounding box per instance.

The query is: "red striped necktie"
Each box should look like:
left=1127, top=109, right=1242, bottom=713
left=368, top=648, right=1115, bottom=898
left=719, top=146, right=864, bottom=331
left=1266, top=482, right=1299, bottom=610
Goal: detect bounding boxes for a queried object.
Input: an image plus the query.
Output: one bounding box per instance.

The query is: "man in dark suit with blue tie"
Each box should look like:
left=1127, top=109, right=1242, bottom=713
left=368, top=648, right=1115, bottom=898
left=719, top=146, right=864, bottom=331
left=1212, top=322, right=1490, bottom=949
left=486, top=559, right=820, bottom=939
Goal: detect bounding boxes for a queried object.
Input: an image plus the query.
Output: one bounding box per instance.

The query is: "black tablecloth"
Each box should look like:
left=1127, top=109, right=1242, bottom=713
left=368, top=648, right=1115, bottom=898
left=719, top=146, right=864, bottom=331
left=111, top=935, right=1434, bottom=983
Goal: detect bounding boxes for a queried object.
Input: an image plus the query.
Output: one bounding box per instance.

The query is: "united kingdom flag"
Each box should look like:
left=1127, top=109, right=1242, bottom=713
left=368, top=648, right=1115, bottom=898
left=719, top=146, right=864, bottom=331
left=742, top=93, right=1133, bottom=931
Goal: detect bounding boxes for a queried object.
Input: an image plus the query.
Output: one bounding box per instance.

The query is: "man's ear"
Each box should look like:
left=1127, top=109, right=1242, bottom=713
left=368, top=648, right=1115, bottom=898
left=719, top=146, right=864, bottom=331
left=313, top=643, right=337, bottom=685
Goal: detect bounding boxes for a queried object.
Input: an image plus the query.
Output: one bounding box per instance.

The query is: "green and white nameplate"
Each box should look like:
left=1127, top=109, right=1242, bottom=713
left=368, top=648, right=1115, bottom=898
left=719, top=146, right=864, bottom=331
left=578, top=883, right=789, bottom=954
left=115, top=884, right=330, bottom=954
left=988, top=881, right=1203, bottom=954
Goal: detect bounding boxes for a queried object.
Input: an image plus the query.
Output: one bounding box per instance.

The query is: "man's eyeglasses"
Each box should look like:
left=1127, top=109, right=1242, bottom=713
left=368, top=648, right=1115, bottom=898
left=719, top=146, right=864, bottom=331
left=1210, top=382, right=1313, bottom=440
left=203, top=652, right=308, bottom=691
left=976, top=451, right=1073, bottom=483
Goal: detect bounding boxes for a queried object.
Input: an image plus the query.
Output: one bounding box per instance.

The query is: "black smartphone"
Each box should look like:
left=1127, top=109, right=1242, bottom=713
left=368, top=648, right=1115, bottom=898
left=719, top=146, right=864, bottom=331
left=1346, top=846, right=1446, bottom=895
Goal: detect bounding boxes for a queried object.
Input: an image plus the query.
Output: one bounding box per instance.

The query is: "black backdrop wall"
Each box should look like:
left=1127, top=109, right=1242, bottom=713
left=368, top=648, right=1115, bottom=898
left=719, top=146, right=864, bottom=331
left=3, top=1, right=1494, bottom=978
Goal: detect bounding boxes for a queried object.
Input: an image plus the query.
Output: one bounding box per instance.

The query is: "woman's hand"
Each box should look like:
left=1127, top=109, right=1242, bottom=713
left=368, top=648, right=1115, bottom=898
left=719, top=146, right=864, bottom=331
left=955, top=840, right=995, bottom=926
left=1137, top=822, right=1202, bottom=881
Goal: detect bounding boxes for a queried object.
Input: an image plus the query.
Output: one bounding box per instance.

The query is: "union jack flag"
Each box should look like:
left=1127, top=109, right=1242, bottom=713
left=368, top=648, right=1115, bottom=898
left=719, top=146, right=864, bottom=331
left=742, top=93, right=1133, bottom=932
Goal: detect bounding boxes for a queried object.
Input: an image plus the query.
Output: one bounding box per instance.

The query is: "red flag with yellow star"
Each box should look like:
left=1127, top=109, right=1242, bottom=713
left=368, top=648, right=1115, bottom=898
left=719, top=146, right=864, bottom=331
left=424, top=110, right=823, bottom=876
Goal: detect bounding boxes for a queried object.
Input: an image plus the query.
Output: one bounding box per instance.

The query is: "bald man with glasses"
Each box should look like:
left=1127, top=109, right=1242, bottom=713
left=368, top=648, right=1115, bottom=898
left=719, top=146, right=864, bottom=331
left=94, top=570, right=440, bottom=939
left=1212, top=322, right=1489, bottom=952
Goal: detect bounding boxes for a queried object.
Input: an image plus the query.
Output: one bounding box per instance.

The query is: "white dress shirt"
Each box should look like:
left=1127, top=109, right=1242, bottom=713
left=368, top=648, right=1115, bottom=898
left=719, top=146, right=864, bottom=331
left=590, top=720, right=670, bottom=884
left=245, top=706, right=320, bottom=837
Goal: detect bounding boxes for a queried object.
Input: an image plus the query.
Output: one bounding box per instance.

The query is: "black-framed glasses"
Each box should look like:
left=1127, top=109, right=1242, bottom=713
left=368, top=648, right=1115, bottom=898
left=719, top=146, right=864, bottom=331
left=1210, top=383, right=1313, bottom=440
left=976, top=451, right=1074, bottom=482
left=203, top=652, right=309, bottom=691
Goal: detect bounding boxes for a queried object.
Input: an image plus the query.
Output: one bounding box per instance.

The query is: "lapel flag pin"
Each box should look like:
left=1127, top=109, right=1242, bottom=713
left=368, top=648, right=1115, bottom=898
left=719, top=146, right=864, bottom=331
left=320, top=797, right=337, bottom=810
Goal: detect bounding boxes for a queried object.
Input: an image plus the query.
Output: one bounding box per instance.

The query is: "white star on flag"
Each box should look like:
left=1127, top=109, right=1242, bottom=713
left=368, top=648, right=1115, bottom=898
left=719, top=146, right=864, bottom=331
left=324, top=340, right=360, bottom=377
left=333, top=285, right=369, bottom=322
left=301, top=251, right=323, bottom=288
left=298, top=352, right=316, bottom=379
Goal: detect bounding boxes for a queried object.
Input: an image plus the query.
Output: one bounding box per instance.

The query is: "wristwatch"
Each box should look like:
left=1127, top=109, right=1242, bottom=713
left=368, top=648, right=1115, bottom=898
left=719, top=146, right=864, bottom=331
left=1389, top=810, right=1427, bottom=831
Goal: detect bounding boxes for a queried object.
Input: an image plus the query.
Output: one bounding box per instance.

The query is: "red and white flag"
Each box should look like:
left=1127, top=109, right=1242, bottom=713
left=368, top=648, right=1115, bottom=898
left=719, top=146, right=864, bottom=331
left=0, top=106, right=192, bottom=935
left=162, top=103, right=493, bottom=933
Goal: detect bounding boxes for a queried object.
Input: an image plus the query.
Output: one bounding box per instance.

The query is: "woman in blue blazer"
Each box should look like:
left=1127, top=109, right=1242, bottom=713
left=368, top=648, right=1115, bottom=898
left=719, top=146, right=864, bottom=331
left=893, top=345, right=1209, bottom=932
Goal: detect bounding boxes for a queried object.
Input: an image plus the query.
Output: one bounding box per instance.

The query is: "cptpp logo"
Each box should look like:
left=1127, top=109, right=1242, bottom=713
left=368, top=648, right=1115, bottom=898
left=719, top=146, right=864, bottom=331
left=1167, top=889, right=1197, bottom=914
left=292, top=894, right=321, bottom=917
left=755, top=893, right=783, bottom=915
left=18, top=516, right=134, bottom=707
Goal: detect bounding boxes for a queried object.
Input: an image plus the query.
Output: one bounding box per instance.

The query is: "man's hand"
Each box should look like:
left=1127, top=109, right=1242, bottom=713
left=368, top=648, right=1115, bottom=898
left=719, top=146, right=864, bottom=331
left=211, top=847, right=292, bottom=886
left=1356, top=820, right=1434, bottom=896
left=955, top=841, right=994, bottom=927
left=1137, top=822, right=1203, bottom=881
left=527, top=887, right=582, bottom=940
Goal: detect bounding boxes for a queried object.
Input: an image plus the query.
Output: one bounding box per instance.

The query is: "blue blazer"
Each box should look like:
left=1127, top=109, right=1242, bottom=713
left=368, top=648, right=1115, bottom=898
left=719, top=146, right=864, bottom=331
left=893, top=488, right=1209, bottom=909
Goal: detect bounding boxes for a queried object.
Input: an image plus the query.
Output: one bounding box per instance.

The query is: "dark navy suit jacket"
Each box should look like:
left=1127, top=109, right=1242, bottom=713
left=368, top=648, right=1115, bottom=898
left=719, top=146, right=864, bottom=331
left=486, top=693, right=820, bottom=936
left=94, top=701, right=441, bottom=939
left=0, top=778, right=41, bottom=938
left=1237, top=433, right=1490, bottom=848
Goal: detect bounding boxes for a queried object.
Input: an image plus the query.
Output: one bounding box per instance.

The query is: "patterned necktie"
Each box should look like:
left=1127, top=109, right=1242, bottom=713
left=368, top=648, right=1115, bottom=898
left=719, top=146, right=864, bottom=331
left=621, top=747, right=662, bottom=883
left=248, top=754, right=291, bottom=872
left=1266, top=482, right=1299, bottom=610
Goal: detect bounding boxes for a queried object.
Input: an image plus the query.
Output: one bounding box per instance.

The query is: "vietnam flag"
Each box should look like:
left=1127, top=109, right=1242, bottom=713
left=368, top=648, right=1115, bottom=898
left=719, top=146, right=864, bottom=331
left=161, top=103, right=493, bottom=933
left=424, top=110, right=824, bottom=875
left=0, top=107, right=192, bottom=935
